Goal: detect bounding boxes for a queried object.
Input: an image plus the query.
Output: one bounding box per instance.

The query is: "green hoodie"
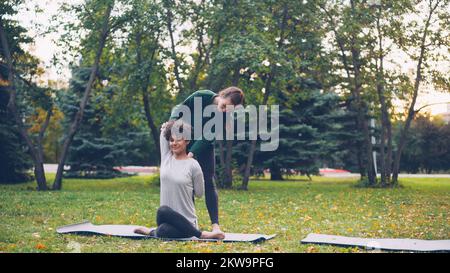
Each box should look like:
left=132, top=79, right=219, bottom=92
left=170, top=90, right=226, bottom=158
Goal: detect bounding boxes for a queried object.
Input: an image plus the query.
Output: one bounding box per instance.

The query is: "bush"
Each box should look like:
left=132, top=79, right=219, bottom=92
left=63, top=169, right=134, bottom=179
left=148, top=172, right=160, bottom=187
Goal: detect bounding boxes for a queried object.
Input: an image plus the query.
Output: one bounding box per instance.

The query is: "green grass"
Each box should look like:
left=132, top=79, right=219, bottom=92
left=0, top=174, right=449, bottom=253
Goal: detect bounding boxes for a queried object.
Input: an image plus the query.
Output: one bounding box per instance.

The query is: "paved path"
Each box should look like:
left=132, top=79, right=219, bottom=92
left=43, top=164, right=450, bottom=178
left=320, top=173, right=450, bottom=178
left=43, top=164, right=158, bottom=176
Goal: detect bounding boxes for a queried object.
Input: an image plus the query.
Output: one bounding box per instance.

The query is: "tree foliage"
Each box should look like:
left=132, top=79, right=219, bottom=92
left=2, top=0, right=449, bottom=190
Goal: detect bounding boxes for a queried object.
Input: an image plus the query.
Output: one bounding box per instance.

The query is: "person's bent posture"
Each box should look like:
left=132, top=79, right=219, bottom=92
left=134, top=121, right=225, bottom=240
left=169, top=86, right=245, bottom=233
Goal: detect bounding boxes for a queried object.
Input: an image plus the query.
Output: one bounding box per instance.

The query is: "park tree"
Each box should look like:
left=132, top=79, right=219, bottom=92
left=317, top=0, right=449, bottom=187
left=52, top=0, right=117, bottom=189
left=318, top=0, right=380, bottom=186
left=118, top=0, right=172, bottom=163
left=162, top=0, right=188, bottom=98
left=38, top=105, right=64, bottom=163
left=390, top=0, right=450, bottom=184
left=262, top=90, right=342, bottom=180
left=357, top=0, right=449, bottom=186
left=329, top=103, right=364, bottom=174
left=238, top=0, right=339, bottom=188
left=194, top=0, right=275, bottom=188
left=211, top=30, right=273, bottom=187
left=181, top=0, right=216, bottom=92
left=3, top=0, right=448, bottom=191
left=191, top=0, right=341, bottom=188
left=153, top=0, right=269, bottom=187
left=0, top=86, right=33, bottom=183
left=363, top=0, right=412, bottom=186
left=238, top=0, right=291, bottom=190
left=59, top=66, right=138, bottom=178
left=0, top=0, right=56, bottom=190
left=400, top=114, right=450, bottom=174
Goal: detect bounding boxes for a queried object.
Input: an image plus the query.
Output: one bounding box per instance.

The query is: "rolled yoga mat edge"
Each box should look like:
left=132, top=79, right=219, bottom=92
left=57, top=221, right=276, bottom=243
left=300, top=233, right=450, bottom=252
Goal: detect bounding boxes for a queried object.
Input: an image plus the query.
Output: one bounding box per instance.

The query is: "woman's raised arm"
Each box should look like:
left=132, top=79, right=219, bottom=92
left=160, top=122, right=171, bottom=161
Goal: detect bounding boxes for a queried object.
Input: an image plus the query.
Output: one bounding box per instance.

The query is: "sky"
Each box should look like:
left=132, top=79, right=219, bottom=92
left=16, top=0, right=72, bottom=83
left=15, top=0, right=450, bottom=115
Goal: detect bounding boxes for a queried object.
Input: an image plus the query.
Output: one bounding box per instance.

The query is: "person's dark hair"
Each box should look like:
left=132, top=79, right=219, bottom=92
left=218, top=86, right=244, bottom=105
left=163, top=120, right=192, bottom=141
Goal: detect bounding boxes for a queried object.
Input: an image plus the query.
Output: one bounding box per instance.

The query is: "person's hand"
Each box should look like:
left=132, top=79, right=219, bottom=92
left=187, top=152, right=194, bottom=158
left=161, top=122, right=168, bottom=131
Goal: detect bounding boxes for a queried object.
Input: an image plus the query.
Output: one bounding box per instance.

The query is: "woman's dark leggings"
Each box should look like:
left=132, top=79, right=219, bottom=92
left=197, top=147, right=219, bottom=225
left=153, top=206, right=202, bottom=239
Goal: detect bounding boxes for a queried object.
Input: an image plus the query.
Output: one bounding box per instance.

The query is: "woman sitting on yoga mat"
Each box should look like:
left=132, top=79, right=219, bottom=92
left=134, top=120, right=225, bottom=239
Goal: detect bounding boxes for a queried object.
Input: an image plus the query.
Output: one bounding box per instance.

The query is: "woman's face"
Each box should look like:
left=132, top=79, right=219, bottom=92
left=169, top=135, right=189, bottom=155
left=216, top=97, right=234, bottom=112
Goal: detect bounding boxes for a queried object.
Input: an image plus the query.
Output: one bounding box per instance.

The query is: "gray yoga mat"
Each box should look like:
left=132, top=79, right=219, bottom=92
left=57, top=221, right=276, bottom=243
left=301, top=233, right=450, bottom=252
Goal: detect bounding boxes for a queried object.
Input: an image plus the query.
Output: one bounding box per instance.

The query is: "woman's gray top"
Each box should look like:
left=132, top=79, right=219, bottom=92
left=159, top=131, right=205, bottom=228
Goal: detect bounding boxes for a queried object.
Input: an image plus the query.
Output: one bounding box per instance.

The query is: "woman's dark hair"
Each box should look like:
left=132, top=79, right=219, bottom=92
left=163, top=120, right=192, bottom=141
left=218, top=86, right=245, bottom=105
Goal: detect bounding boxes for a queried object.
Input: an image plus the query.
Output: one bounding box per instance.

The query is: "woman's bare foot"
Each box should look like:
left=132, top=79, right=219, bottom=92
left=134, top=227, right=153, bottom=235
left=201, top=230, right=225, bottom=240
left=212, top=223, right=222, bottom=233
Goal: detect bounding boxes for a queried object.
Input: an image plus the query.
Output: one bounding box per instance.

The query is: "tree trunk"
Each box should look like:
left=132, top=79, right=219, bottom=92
left=241, top=3, right=288, bottom=190
left=189, top=28, right=208, bottom=91
left=356, top=144, right=365, bottom=178
left=349, top=0, right=376, bottom=185
left=320, top=4, right=367, bottom=181
left=217, top=140, right=226, bottom=167
left=385, top=119, right=393, bottom=184
left=223, top=140, right=233, bottom=188
left=357, top=100, right=376, bottom=185
left=189, top=51, right=202, bottom=91
left=352, top=113, right=366, bottom=178
left=142, top=91, right=160, bottom=162
left=135, top=31, right=161, bottom=162
left=35, top=109, right=53, bottom=189
left=0, top=17, right=48, bottom=190
left=189, top=0, right=210, bottom=90
left=222, top=67, right=241, bottom=188
left=378, top=111, right=387, bottom=186
left=52, top=4, right=113, bottom=190
left=375, top=11, right=390, bottom=187
left=33, top=162, right=47, bottom=190
left=216, top=140, right=226, bottom=188
left=270, top=166, right=283, bottom=181
left=322, top=2, right=377, bottom=185
left=392, top=4, right=435, bottom=184
left=241, top=140, right=257, bottom=190
left=165, top=2, right=184, bottom=97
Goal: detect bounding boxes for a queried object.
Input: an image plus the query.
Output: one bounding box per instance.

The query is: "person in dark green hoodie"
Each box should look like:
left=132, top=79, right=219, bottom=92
left=169, top=86, right=244, bottom=233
